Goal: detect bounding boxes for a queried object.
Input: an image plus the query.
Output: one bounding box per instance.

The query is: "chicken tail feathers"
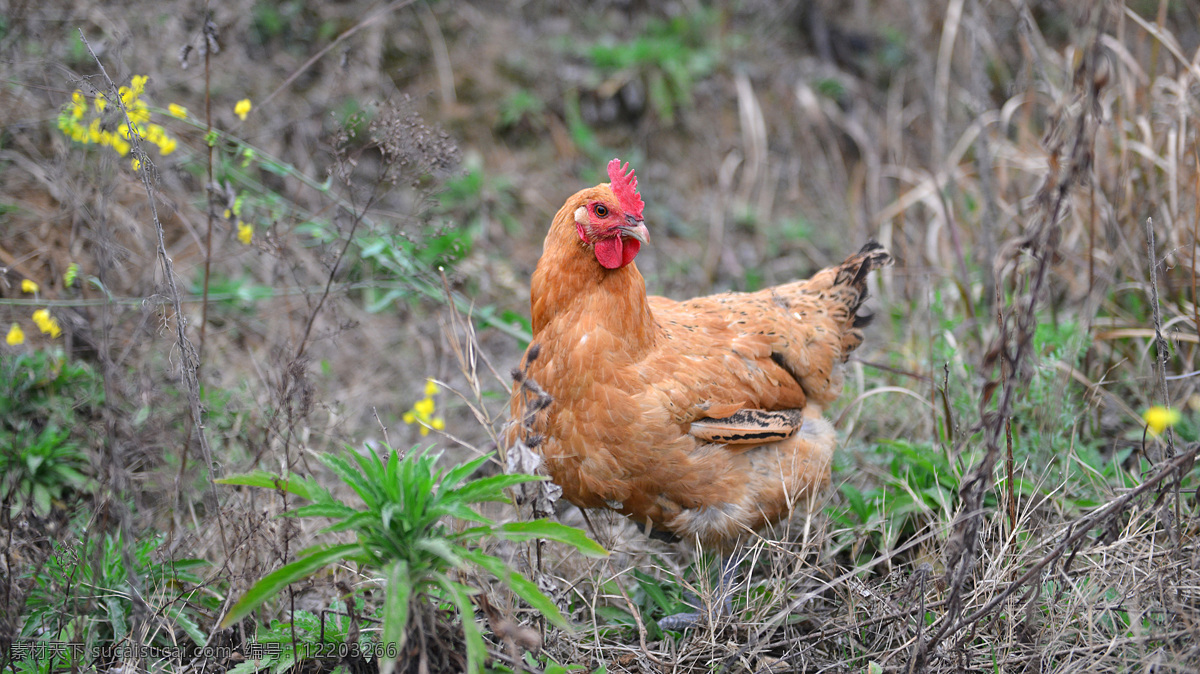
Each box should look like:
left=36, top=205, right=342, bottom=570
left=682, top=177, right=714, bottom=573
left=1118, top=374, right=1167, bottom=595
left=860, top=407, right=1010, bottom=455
left=830, top=239, right=892, bottom=360
left=752, top=240, right=892, bottom=407
left=834, top=240, right=893, bottom=296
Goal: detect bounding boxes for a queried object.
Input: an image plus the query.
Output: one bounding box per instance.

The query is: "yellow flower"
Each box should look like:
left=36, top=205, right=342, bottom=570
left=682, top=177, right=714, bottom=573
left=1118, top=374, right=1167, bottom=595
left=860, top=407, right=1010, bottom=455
left=131, top=156, right=141, bottom=172
left=431, top=417, right=445, bottom=431
left=131, top=74, right=148, bottom=96
left=1143, top=406, right=1181, bottom=435
left=223, top=208, right=232, bottom=220
left=71, top=91, right=86, bottom=119
left=94, top=92, right=107, bottom=112
left=414, top=397, right=435, bottom=418
left=128, top=103, right=151, bottom=126
left=168, top=103, right=188, bottom=119
left=237, top=221, right=253, bottom=245
left=21, top=279, right=38, bottom=293
left=6, top=323, right=24, bottom=345
left=31, top=309, right=61, bottom=339
left=424, top=378, right=439, bottom=397
left=234, top=98, right=252, bottom=120
left=158, top=136, right=177, bottom=155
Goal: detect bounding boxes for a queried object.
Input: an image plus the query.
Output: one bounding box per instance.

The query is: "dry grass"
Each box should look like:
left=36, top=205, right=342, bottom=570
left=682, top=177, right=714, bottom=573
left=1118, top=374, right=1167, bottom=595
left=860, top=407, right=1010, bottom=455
left=1, top=0, right=1199, bottom=672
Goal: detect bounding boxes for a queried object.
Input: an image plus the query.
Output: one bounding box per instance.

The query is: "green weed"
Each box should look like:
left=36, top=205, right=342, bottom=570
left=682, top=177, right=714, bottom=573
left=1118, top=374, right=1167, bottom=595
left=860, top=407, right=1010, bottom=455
left=218, top=446, right=607, bottom=674
left=225, top=604, right=386, bottom=674
left=0, top=350, right=99, bottom=516
left=19, top=526, right=211, bottom=668
left=586, top=11, right=721, bottom=124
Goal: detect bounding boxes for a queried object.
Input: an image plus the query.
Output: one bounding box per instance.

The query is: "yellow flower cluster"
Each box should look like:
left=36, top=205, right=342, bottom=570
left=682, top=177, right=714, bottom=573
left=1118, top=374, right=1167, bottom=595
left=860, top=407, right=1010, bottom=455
left=32, top=310, right=62, bottom=338
left=57, top=74, right=179, bottom=161
left=5, top=275, right=68, bottom=346
left=6, top=308, right=62, bottom=346
left=223, top=196, right=255, bottom=246
left=403, top=379, right=446, bottom=436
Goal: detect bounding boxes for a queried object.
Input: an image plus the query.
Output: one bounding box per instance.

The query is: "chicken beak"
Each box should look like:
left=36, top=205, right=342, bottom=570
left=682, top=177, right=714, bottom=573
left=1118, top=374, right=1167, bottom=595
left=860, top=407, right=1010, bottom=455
left=620, top=216, right=650, bottom=245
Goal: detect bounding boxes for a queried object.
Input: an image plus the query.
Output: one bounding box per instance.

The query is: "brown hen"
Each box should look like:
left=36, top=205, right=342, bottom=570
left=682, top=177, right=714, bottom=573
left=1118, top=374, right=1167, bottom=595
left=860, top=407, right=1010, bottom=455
left=506, top=159, right=891, bottom=556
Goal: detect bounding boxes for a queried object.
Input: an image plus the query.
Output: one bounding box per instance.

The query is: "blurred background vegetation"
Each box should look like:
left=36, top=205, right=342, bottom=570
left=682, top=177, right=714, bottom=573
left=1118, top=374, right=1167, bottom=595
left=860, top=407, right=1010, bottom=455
left=1, top=0, right=1199, bottom=672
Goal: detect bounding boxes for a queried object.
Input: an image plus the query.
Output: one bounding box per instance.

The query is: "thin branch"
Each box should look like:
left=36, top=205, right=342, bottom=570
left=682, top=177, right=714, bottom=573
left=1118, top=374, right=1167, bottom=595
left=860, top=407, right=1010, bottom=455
left=79, top=31, right=229, bottom=557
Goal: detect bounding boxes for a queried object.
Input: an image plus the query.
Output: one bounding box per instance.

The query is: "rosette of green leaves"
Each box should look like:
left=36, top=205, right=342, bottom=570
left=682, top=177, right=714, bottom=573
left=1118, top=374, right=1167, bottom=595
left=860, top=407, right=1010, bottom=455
left=217, top=447, right=605, bottom=673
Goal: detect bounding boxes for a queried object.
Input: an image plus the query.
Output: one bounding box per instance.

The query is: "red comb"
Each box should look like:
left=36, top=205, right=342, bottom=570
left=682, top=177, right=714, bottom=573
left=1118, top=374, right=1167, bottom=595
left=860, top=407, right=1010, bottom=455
left=607, top=158, right=644, bottom=219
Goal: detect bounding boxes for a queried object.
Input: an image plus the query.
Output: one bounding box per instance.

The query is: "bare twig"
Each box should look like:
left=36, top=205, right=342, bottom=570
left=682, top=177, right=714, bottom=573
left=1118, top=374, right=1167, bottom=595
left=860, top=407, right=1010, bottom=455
left=1143, top=216, right=1177, bottom=460
left=79, top=32, right=229, bottom=558
left=197, top=16, right=217, bottom=373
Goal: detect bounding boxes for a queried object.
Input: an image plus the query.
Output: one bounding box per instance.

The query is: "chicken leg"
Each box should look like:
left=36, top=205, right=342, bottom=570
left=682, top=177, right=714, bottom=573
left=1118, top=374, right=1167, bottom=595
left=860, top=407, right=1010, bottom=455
left=657, top=552, right=742, bottom=631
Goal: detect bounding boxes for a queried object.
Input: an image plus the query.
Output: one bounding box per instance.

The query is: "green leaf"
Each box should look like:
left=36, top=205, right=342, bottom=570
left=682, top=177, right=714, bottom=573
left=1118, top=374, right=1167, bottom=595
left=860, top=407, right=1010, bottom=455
left=319, top=453, right=379, bottom=507
left=840, top=483, right=869, bottom=521
left=435, top=577, right=485, bottom=674
left=167, top=558, right=210, bottom=571
left=105, top=595, right=129, bottom=641
left=380, top=560, right=410, bottom=674
left=289, top=503, right=358, bottom=520
left=415, top=538, right=464, bottom=567
left=496, top=520, right=608, bottom=557
left=451, top=473, right=545, bottom=504
left=225, top=661, right=263, bottom=674
left=168, top=606, right=207, bottom=646
left=442, top=502, right=494, bottom=526
left=440, top=453, right=493, bottom=490
left=222, top=543, right=362, bottom=627
left=632, top=569, right=673, bottom=613
left=271, top=652, right=296, bottom=674
left=381, top=502, right=405, bottom=531
left=52, top=466, right=88, bottom=487
left=216, top=471, right=319, bottom=500
left=33, top=484, right=51, bottom=516
left=459, top=548, right=571, bottom=630
left=365, top=288, right=407, bottom=313
left=594, top=605, right=635, bottom=625
left=323, top=511, right=379, bottom=534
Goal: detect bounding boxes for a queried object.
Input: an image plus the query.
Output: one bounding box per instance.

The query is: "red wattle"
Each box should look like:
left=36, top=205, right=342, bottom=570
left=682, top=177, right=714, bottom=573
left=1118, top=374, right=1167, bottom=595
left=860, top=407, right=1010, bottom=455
left=595, top=237, right=623, bottom=269
left=621, top=239, right=640, bottom=267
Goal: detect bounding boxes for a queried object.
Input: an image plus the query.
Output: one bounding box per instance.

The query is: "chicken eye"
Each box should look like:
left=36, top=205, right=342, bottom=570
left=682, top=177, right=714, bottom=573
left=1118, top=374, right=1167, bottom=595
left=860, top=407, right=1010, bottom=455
left=594, top=204, right=609, bottom=218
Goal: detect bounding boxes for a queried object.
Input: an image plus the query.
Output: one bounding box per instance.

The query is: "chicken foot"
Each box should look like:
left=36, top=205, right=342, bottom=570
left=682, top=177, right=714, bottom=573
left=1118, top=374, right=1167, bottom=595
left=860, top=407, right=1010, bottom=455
left=656, top=553, right=741, bottom=631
